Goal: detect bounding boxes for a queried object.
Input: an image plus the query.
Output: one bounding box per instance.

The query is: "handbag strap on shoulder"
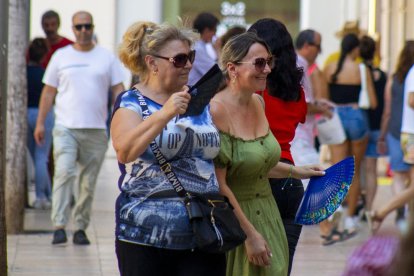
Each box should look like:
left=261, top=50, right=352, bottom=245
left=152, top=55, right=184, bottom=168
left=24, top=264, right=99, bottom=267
left=136, top=91, right=189, bottom=198
left=359, top=63, right=367, bottom=91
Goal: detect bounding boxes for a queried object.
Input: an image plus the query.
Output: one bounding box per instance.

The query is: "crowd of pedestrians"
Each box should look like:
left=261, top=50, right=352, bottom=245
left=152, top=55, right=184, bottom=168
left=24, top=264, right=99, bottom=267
left=25, top=8, right=414, bottom=276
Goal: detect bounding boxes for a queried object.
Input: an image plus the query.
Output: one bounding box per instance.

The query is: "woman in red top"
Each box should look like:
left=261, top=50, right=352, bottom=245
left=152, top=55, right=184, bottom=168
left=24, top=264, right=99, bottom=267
left=249, top=19, right=307, bottom=275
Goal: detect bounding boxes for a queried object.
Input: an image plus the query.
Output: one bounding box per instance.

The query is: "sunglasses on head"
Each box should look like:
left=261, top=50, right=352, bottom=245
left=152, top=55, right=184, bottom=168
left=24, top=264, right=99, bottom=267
left=236, top=56, right=274, bottom=72
left=74, top=24, right=93, bottom=31
left=152, top=50, right=196, bottom=68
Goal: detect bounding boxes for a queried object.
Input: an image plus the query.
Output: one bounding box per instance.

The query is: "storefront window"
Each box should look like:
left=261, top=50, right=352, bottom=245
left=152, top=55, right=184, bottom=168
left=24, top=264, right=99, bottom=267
left=178, top=0, right=299, bottom=36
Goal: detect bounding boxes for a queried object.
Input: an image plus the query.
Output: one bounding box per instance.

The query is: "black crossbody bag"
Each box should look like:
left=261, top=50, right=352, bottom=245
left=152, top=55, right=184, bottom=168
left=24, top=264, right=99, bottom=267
left=137, top=91, right=246, bottom=253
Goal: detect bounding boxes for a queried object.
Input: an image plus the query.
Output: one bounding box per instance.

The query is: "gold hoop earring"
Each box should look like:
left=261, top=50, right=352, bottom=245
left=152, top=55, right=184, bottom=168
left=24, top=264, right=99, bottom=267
left=152, top=69, right=158, bottom=76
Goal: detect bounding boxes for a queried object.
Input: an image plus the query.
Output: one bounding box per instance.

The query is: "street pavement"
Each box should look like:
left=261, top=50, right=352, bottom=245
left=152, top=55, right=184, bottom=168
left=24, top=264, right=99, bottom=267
left=7, top=144, right=401, bottom=276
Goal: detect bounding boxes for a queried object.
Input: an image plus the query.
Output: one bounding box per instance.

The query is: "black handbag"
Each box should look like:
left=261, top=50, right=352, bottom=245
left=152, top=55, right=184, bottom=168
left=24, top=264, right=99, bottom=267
left=184, top=193, right=246, bottom=253
left=137, top=91, right=246, bottom=253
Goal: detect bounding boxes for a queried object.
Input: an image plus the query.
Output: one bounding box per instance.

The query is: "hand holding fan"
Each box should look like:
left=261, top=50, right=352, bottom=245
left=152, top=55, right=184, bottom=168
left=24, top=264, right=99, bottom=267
left=180, top=64, right=223, bottom=118
left=295, top=156, right=355, bottom=225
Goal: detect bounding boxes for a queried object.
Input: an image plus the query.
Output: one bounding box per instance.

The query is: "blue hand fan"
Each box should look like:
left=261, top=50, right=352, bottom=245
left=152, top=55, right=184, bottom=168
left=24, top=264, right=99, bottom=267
left=294, top=156, right=355, bottom=225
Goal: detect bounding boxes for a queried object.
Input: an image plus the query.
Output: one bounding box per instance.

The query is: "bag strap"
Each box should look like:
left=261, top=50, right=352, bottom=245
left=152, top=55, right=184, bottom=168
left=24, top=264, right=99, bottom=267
left=136, top=91, right=189, bottom=198
left=359, top=63, right=367, bottom=92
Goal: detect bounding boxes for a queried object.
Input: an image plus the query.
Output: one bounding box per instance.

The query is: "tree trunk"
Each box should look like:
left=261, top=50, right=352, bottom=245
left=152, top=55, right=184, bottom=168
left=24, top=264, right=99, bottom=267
left=0, top=0, right=9, bottom=274
left=5, top=0, right=29, bottom=234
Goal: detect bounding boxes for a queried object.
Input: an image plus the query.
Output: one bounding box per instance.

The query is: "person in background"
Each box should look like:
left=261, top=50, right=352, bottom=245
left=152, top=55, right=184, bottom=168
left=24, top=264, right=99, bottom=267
left=323, top=20, right=381, bottom=69
left=376, top=41, right=414, bottom=230
left=112, top=21, right=226, bottom=276
left=342, top=199, right=414, bottom=276
left=291, top=29, right=340, bottom=246
left=40, top=10, right=73, bottom=68
left=214, top=25, right=246, bottom=54
left=39, top=10, right=74, bottom=189
left=211, top=31, right=325, bottom=276
left=188, top=12, right=219, bottom=85
left=323, top=33, right=377, bottom=238
left=292, top=29, right=333, bottom=170
left=27, top=38, right=53, bottom=210
left=34, top=11, right=125, bottom=245
left=370, top=45, right=414, bottom=234
left=359, top=35, right=387, bottom=226
left=247, top=18, right=307, bottom=274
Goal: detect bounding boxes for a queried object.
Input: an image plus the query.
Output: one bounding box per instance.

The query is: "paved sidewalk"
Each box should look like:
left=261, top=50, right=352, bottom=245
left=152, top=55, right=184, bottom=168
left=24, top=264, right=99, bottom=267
left=7, top=145, right=119, bottom=276
left=7, top=146, right=400, bottom=275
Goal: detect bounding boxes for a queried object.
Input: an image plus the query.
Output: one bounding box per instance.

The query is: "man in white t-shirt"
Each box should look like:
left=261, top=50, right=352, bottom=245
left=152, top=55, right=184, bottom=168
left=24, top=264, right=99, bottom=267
left=34, top=11, right=125, bottom=245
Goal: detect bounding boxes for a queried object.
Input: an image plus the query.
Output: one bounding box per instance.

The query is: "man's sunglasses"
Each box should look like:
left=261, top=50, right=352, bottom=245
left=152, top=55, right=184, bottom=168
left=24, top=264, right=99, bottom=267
left=74, top=24, right=94, bottom=31
left=152, top=50, right=196, bottom=68
left=236, top=56, right=274, bottom=72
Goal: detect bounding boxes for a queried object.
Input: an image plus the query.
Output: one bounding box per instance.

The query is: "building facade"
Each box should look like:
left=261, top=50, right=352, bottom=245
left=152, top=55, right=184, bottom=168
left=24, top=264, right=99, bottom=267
left=301, top=0, right=414, bottom=72
left=30, top=0, right=412, bottom=73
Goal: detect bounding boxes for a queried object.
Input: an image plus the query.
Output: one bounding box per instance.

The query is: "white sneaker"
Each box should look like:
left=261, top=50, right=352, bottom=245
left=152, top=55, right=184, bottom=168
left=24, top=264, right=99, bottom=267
left=344, top=216, right=360, bottom=232
left=32, top=199, right=43, bottom=209
left=42, top=199, right=52, bottom=210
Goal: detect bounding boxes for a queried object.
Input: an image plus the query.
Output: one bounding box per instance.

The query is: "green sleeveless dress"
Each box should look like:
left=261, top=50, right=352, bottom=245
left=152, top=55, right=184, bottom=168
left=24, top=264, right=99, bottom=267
left=214, top=131, right=289, bottom=276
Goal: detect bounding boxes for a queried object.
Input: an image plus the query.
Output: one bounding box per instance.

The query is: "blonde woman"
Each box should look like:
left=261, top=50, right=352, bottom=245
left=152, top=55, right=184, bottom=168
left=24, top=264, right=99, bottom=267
left=112, top=22, right=225, bottom=276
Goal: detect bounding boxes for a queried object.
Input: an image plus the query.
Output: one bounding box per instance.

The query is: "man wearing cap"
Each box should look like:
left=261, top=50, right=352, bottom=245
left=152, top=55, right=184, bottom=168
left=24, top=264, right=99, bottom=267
left=34, top=11, right=125, bottom=245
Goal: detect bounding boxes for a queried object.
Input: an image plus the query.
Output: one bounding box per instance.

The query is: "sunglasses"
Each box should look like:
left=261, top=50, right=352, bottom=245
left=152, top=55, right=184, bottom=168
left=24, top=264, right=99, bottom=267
left=74, top=24, right=93, bottom=31
left=152, top=50, right=196, bottom=68
left=236, top=56, right=274, bottom=72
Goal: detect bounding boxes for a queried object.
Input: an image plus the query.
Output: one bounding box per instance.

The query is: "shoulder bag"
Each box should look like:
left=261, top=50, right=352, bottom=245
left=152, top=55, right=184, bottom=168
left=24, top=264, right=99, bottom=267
left=316, top=108, right=346, bottom=145
left=358, top=63, right=370, bottom=109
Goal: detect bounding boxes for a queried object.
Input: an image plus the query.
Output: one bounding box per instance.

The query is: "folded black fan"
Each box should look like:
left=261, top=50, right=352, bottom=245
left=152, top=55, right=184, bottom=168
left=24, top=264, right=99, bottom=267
left=181, top=64, right=223, bottom=117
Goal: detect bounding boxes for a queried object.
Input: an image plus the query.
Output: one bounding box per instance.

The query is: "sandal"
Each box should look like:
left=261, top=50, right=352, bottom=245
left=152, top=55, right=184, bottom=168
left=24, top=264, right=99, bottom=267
left=321, top=229, right=342, bottom=246
left=341, top=228, right=357, bottom=241
left=342, top=216, right=358, bottom=241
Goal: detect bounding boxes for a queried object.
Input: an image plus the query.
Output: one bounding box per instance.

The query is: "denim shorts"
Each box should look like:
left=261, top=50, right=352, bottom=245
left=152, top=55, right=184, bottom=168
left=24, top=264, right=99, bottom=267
left=337, top=106, right=369, bottom=141
left=365, top=130, right=387, bottom=158
left=387, top=133, right=410, bottom=172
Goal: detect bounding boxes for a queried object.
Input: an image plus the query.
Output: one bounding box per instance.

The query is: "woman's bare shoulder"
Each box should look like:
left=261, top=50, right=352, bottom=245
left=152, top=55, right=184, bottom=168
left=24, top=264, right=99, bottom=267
left=210, top=94, right=230, bottom=132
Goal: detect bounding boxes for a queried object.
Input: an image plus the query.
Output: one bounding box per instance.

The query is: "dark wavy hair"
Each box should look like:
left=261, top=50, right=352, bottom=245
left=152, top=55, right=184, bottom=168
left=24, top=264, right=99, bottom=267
left=248, top=18, right=303, bottom=101
left=359, top=35, right=376, bottom=61
left=331, top=33, right=359, bottom=83
left=394, top=40, right=414, bottom=83
left=28, top=38, right=48, bottom=64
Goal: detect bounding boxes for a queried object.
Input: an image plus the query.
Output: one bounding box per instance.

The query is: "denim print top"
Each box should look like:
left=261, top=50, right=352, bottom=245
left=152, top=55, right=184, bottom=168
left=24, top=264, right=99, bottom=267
left=113, top=88, right=220, bottom=249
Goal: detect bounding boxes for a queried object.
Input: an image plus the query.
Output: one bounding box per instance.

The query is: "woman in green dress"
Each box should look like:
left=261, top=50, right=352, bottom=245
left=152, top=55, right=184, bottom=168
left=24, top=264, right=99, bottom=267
left=211, top=32, right=325, bottom=276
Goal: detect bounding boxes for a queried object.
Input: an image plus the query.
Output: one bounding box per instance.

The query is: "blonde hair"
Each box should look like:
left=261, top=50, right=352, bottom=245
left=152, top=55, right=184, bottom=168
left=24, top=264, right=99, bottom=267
left=118, top=21, right=198, bottom=81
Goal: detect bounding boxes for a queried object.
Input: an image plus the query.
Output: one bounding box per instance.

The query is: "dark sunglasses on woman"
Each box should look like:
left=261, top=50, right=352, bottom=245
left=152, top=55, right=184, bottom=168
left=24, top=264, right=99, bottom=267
left=237, top=56, right=274, bottom=72
left=152, top=50, right=196, bottom=68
